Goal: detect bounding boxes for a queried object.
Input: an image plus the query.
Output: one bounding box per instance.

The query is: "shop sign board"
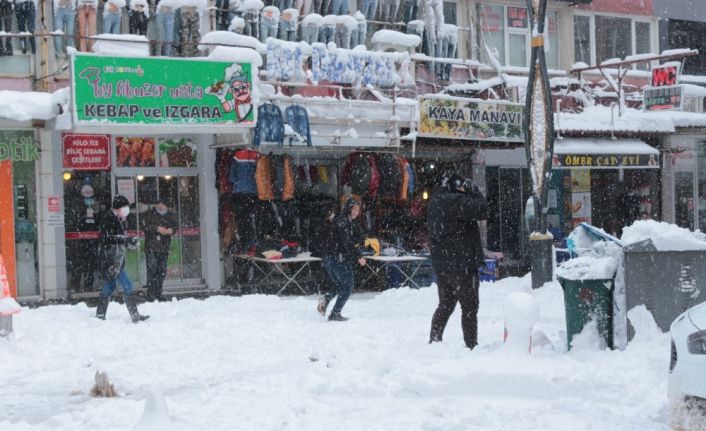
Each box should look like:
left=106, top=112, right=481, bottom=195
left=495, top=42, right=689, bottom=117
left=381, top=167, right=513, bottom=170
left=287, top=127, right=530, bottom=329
left=0, top=133, right=39, bottom=162
left=47, top=196, right=65, bottom=227
left=643, top=85, right=683, bottom=111
left=418, top=96, right=524, bottom=142
left=62, top=133, right=111, bottom=170
left=651, top=64, right=679, bottom=87
left=72, top=54, right=256, bottom=128
left=552, top=153, right=660, bottom=169
left=266, top=39, right=411, bottom=87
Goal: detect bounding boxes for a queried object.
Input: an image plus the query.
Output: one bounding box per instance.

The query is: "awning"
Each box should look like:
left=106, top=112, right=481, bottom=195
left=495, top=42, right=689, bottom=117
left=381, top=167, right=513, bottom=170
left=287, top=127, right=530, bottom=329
left=552, top=138, right=660, bottom=169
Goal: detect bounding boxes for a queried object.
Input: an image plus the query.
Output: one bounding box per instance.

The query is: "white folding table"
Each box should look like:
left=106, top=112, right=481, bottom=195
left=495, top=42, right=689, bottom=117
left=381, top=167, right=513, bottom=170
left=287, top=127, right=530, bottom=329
left=360, top=255, right=429, bottom=290
left=235, top=254, right=322, bottom=295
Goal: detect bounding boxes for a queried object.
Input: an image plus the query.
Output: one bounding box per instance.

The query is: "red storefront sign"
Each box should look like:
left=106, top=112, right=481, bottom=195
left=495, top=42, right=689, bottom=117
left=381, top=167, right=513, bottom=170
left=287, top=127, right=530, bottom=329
left=651, top=65, right=679, bottom=87
left=63, top=133, right=111, bottom=170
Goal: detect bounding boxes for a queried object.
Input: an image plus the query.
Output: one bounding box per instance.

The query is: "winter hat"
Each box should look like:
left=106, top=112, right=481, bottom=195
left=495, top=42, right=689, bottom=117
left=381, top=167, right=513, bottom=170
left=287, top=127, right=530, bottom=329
left=112, top=194, right=130, bottom=209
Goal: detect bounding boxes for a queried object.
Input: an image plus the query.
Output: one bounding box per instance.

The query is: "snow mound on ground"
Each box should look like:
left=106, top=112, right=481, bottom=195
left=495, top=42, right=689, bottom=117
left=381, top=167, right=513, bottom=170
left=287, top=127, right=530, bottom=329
left=627, top=305, right=664, bottom=344
left=132, top=386, right=176, bottom=431
left=621, top=220, right=706, bottom=251
left=569, top=320, right=604, bottom=351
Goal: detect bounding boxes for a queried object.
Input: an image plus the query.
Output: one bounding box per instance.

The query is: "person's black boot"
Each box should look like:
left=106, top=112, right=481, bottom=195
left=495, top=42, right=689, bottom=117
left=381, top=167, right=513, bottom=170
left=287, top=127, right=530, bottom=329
left=96, top=295, right=110, bottom=320
left=328, top=312, right=348, bottom=322
left=124, top=294, right=150, bottom=323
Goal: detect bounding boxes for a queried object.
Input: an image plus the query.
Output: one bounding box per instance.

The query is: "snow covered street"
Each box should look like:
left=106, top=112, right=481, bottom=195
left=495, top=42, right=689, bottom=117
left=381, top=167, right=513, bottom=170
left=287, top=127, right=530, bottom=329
left=0, top=276, right=673, bottom=431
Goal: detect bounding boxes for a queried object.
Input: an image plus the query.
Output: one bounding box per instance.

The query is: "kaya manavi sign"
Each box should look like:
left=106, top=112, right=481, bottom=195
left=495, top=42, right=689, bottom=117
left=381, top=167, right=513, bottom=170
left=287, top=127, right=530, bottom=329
left=418, top=96, right=524, bottom=142
left=71, top=54, right=255, bottom=128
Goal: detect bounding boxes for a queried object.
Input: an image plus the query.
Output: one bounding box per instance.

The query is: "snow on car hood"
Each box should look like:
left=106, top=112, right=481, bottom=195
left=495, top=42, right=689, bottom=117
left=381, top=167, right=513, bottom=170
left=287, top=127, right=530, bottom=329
left=688, top=301, right=706, bottom=330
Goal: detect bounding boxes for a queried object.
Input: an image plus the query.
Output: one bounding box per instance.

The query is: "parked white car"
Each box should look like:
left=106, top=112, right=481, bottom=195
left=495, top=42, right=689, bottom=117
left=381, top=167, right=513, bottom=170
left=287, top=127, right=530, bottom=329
left=669, top=301, right=706, bottom=408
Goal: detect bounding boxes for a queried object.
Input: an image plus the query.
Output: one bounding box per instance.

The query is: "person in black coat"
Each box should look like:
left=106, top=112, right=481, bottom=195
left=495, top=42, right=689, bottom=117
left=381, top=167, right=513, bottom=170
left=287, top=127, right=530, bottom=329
left=96, top=195, right=150, bottom=323
left=316, top=198, right=367, bottom=321
left=141, top=197, right=178, bottom=301
left=427, top=173, right=488, bottom=348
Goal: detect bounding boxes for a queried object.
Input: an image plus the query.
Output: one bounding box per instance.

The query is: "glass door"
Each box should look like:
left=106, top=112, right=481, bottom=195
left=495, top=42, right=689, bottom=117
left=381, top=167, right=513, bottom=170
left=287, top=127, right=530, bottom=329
left=116, top=174, right=202, bottom=287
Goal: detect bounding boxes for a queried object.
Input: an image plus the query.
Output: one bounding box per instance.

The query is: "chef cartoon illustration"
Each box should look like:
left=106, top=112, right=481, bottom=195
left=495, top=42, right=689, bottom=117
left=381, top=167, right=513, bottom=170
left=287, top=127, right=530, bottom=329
left=208, top=63, right=253, bottom=123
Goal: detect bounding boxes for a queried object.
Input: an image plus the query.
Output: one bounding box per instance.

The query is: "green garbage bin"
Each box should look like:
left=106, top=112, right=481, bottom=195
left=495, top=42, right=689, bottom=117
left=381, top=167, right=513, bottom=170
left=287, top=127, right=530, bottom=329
left=558, top=277, right=614, bottom=350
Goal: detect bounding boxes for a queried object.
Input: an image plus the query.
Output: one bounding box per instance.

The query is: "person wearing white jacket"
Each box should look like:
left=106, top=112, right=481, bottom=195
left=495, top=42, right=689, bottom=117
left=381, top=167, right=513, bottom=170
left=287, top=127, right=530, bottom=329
left=102, top=0, right=125, bottom=34
left=76, top=0, right=98, bottom=51
left=15, top=0, right=37, bottom=53
left=53, top=0, right=76, bottom=56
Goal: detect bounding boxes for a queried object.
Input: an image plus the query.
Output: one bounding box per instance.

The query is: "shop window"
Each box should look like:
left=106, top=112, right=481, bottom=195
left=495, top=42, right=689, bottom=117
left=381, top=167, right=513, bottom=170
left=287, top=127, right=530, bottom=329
left=63, top=171, right=112, bottom=293
left=480, top=4, right=558, bottom=68
left=480, top=4, right=505, bottom=66
left=443, top=1, right=457, bottom=26
left=675, top=171, right=695, bottom=230
left=698, top=146, right=706, bottom=232
left=2, top=131, right=40, bottom=297
left=574, top=15, right=591, bottom=65
left=595, top=16, right=631, bottom=63
left=635, top=21, right=651, bottom=70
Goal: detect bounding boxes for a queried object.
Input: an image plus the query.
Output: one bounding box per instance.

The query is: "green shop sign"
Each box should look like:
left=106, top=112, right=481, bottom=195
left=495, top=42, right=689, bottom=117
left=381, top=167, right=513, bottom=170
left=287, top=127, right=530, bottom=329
left=0, top=132, right=39, bottom=162
left=71, top=54, right=256, bottom=128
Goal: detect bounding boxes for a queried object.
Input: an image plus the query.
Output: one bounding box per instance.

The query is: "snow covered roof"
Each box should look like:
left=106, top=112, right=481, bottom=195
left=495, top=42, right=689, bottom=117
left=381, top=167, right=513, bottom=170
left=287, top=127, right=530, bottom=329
left=553, top=138, right=658, bottom=155
left=371, top=30, right=422, bottom=49
left=0, top=89, right=68, bottom=122
left=557, top=105, right=674, bottom=134
left=199, top=31, right=267, bottom=54
left=92, top=34, right=150, bottom=57
left=206, top=46, right=263, bottom=67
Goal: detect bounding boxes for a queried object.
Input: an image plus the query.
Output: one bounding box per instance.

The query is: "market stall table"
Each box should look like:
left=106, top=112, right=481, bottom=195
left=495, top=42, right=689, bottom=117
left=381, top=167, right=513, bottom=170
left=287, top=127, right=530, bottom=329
left=360, top=255, right=430, bottom=290
left=235, top=254, right=322, bottom=295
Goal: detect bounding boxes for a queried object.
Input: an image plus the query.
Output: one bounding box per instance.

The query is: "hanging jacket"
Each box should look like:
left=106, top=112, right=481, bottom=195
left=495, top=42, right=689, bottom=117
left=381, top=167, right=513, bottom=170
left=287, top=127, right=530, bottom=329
left=406, top=161, right=414, bottom=196
left=255, top=155, right=275, bottom=200
left=398, top=156, right=409, bottom=201
left=283, top=156, right=296, bottom=201
left=229, top=148, right=259, bottom=194
left=253, top=103, right=285, bottom=147
left=284, top=104, right=312, bottom=147
left=366, top=154, right=380, bottom=199
left=376, top=153, right=401, bottom=198
left=342, top=152, right=371, bottom=197
left=216, top=148, right=232, bottom=193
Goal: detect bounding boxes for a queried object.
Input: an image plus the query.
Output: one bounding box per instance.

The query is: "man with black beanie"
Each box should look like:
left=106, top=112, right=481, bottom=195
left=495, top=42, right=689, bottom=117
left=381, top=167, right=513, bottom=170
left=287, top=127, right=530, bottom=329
left=426, top=173, right=488, bottom=349
left=95, top=194, right=150, bottom=323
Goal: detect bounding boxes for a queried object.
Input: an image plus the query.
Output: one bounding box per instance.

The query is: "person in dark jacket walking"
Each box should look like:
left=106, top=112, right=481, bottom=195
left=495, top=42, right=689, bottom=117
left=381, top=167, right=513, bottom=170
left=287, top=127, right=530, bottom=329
left=427, top=173, right=488, bottom=348
left=316, top=198, right=366, bottom=321
left=141, top=197, right=178, bottom=301
left=96, top=195, right=150, bottom=323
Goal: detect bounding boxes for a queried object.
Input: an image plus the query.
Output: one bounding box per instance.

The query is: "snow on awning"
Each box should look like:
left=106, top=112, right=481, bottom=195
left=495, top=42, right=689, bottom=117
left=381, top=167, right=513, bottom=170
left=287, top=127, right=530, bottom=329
left=552, top=138, right=660, bottom=170
left=0, top=89, right=67, bottom=122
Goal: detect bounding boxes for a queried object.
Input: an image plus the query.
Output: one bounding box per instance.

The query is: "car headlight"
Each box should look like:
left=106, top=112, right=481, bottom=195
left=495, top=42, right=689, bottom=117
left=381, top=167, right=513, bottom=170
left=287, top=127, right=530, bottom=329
left=687, top=330, right=706, bottom=355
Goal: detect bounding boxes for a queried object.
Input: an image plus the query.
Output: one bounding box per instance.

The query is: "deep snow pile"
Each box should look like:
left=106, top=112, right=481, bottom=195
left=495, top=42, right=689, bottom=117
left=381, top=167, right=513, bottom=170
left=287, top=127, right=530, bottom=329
left=0, top=276, right=673, bottom=430
left=622, top=219, right=706, bottom=251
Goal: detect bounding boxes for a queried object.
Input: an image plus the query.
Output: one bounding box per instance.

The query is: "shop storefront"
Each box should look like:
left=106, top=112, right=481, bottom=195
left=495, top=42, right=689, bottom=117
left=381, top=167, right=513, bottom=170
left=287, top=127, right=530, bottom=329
left=661, top=134, right=706, bottom=231
left=63, top=53, right=257, bottom=296
left=417, top=94, right=527, bottom=271
left=551, top=138, right=661, bottom=239
left=0, top=130, right=40, bottom=298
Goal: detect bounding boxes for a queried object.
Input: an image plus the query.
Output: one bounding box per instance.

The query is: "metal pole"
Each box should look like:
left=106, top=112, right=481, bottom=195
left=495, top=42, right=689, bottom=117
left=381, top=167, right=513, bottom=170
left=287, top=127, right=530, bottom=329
left=523, top=0, right=555, bottom=289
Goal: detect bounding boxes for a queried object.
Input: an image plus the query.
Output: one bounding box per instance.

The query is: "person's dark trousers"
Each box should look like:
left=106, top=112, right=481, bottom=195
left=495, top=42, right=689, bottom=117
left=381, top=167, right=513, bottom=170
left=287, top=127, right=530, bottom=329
left=215, top=0, right=230, bottom=30
left=322, top=255, right=354, bottom=315
left=0, top=0, right=13, bottom=55
left=146, top=250, right=169, bottom=300
left=15, top=1, right=36, bottom=54
left=430, top=269, right=480, bottom=349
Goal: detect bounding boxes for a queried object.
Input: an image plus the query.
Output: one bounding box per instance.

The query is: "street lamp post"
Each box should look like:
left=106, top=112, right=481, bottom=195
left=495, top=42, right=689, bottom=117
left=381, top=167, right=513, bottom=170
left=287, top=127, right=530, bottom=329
left=523, top=0, right=555, bottom=289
